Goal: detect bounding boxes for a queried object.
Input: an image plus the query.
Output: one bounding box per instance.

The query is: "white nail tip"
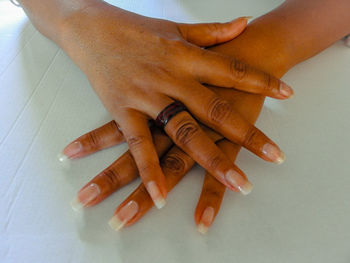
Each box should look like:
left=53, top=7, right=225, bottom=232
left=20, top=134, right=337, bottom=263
left=57, top=153, right=68, bottom=162
left=154, top=198, right=166, bottom=209
left=238, top=182, right=253, bottom=196
left=197, top=223, right=208, bottom=235
left=70, top=198, right=84, bottom=212
left=108, top=216, right=126, bottom=231
left=146, top=181, right=166, bottom=209
left=276, top=152, right=286, bottom=164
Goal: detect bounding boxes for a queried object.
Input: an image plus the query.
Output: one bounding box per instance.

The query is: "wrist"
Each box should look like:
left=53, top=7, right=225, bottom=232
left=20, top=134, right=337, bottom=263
left=58, top=0, right=109, bottom=47
left=209, top=22, right=296, bottom=79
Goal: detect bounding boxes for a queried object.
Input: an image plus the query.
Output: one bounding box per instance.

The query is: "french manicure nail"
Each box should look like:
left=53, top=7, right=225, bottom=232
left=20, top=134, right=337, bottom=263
left=71, top=183, right=100, bottom=212
left=225, top=170, right=253, bottom=195
left=57, top=152, right=69, bottom=162
left=197, top=206, right=215, bottom=235
left=279, top=82, right=293, bottom=98
left=58, top=141, right=82, bottom=162
left=241, top=16, right=253, bottom=21
left=108, top=200, right=139, bottom=231
left=262, top=143, right=286, bottom=164
left=146, top=181, right=166, bottom=209
left=63, top=141, right=82, bottom=158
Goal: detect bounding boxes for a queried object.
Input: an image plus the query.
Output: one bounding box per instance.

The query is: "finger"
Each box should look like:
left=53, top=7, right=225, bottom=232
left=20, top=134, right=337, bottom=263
left=134, top=96, right=251, bottom=195
left=108, top=146, right=195, bottom=231
left=195, top=140, right=241, bottom=234
left=58, top=121, right=124, bottom=161
left=178, top=17, right=250, bottom=47
left=70, top=128, right=172, bottom=211
left=119, top=110, right=168, bottom=209
left=194, top=52, right=294, bottom=99
left=163, top=81, right=285, bottom=164
left=163, top=111, right=252, bottom=194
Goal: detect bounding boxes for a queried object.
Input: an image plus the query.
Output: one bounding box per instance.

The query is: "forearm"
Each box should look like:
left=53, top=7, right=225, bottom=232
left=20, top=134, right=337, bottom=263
left=212, top=0, right=350, bottom=78
left=17, top=0, right=101, bottom=43
left=207, top=0, right=350, bottom=125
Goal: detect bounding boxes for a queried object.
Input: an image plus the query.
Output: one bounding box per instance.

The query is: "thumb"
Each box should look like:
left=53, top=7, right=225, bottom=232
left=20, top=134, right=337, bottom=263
left=177, top=16, right=252, bottom=47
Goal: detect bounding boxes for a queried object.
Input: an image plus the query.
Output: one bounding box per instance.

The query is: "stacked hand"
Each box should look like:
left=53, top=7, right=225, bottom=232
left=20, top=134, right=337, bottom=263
left=59, top=2, right=292, bottom=210
left=60, top=15, right=292, bottom=231
left=65, top=87, right=265, bottom=234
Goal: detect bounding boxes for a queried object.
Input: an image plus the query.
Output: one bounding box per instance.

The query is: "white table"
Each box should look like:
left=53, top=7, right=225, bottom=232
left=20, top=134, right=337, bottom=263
left=1, top=0, right=350, bottom=262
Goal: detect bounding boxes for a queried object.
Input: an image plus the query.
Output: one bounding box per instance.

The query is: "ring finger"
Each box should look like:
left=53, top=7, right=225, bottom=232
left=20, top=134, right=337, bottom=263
left=116, top=109, right=168, bottom=209
left=161, top=81, right=285, bottom=164
left=194, top=140, right=241, bottom=234
left=142, top=96, right=252, bottom=195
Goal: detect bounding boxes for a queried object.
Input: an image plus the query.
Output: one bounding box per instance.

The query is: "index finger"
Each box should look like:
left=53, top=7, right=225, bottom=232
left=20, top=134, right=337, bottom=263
left=194, top=51, right=293, bottom=99
left=108, top=145, right=195, bottom=231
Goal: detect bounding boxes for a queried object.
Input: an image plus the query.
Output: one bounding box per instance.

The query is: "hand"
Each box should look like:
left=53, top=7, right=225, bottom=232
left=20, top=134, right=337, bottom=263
left=67, top=87, right=262, bottom=233
left=60, top=2, right=291, bottom=207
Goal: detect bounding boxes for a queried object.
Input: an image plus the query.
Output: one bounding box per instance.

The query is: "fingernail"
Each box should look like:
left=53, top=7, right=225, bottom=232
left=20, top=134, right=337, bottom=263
left=58, top=141, right=82, bottom=162
left=108, top=200, right=139, bottom=231
left=225, top=170, right=253, bottom=195
left=197, top=206, right=215, bottom=235
left=63, top=141, right=82, bottom=159
left=241, top=16, right=253, bottom=21
left=146, top=181, right=166, bottom=209
left=71, top=183, right=100, bottom=212
left=57, top=152, right=68, bottom=162
left=262, top=143, right=286, bottom=164
left=279, top=82, right=293, bottom=98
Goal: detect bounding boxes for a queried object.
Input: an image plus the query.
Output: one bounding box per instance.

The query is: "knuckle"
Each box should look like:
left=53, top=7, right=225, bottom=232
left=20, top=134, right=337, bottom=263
left=207, top=23, right=220, bottom=41
left=243, top=126, right=260, bottom=148
left=138, top=184, right=150, bottom=196
left=126, top=135, right=147, bottom=148
left=161, top=153, right=187, bottom=175
left=87, top=131, right=101, bottom=149
left=207, top=97, right=233, bottom=125
left=208, top=23, right=220, bottom=32
left=171, top=39, right=187, bottom=49
left=206, top=153, right=223, bottom=171
left=203, top=187, right=222, bottom=199
left=174, top=118, right=200, bottom=146
left=261, top=73, right=273, bottom=92
left=230, top=59, right=247, bottom=81
left=100, top=168, right=121, bottom=188
left=138, top=160, right=159, bottom=175
left=160, top=37, right=187, bottom=52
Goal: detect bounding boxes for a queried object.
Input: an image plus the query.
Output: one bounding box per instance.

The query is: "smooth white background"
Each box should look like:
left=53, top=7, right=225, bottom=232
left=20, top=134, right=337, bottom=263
left=1, top=0, right=349, bottom=262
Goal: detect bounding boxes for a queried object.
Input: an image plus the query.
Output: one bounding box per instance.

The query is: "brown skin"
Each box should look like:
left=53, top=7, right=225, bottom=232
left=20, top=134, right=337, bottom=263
left=19, top=0, right=290, bottom=205
left=59, top=8, right=290, bottom=201
left=63, top=0, right=350, bottom=231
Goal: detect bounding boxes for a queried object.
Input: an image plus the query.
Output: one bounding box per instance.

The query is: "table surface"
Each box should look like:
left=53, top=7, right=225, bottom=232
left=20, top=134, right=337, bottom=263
left=1, top=0, right=350, bottom=262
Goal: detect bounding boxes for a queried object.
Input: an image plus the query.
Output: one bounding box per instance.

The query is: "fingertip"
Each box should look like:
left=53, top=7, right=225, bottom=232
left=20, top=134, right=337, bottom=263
left=220, top=17, right=251, bottom=39
left=197, top=223, right=209, bottom=235
left=196, top=206, right=215, bottom=235
left=225, top=169, right=253, bottom=195
left=279, top=82, right=294, bottom=98
left=262, top=143, right=286, bottom=164
left=146, top=181, right=167, bottom=209
left=230, top=16, right=252, bottom=28
left=239, top=16, right=253, bottom=22
left=62, top=141, right=82, bottom=159
left=57, top=152, right=69, bottom=163
left=70, top=183, right=101, bottom=212
left=109, top=200, right=139, bottom=231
